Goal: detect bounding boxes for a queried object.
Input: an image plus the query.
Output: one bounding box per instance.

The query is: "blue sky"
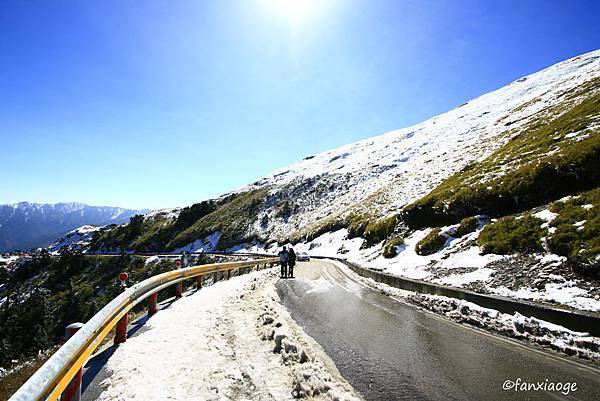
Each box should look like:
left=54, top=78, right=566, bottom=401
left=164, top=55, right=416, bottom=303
left=1, top=0, right=599, bottom=210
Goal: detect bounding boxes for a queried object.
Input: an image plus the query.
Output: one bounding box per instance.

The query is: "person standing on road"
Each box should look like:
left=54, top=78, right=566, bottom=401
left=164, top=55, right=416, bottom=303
left=287, top=247, right=296, bottom=278
left=278, top=246, right=289, bottom=278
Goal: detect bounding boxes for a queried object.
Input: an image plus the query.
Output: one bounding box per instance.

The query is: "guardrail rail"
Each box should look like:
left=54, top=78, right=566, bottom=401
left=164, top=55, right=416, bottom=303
left=9, top=257, right=277, bottom=401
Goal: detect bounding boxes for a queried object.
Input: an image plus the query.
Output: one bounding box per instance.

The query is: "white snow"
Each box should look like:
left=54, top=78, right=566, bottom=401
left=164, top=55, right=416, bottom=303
left=301, top=227, right=502, bottom=285
left=538, top=253, right=567, bottom=266
left=173, top=231, right=221, bottom=253
left=582, top=204, right=593, bottom=210
left=96, top=270, right=360, bottom=401
left=144, top=255, right=160, bottom=266
left=305, top=276, right=336, bottom=295
left=143, top=207, right=181, bottom=220
left=0, top=254, right=20, bottom=265
left=232, top=49, right=600, bottom=242
left=47, top=225, right=102, bottom=253
left=534, top=209, right=558, bottom=227
left=492, top=282, right=600, bottom=312
left=296, top=226, right=600, bottom=313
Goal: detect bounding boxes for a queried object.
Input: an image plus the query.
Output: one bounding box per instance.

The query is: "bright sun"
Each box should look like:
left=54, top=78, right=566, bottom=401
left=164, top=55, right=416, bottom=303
left=264, top=0, right=319, bottom=23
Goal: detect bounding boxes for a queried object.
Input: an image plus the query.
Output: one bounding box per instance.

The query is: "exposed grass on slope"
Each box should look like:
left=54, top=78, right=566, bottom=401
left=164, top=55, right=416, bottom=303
left=168, top=188, right=270, bottom=250
left=454, top=216, right=479, bottom=238
left=415, top=228, right=447, bottom=256
left=477, top=215, right=546, bottom=255
left=547, top=188, right=600, bottom=274
left=289, top=214, right=349, bottom=244
left=402, top=79, right=600, bottom=229
left=289, top=212, right=399, bottom=247
left=363, top=214, right=398, bottom=246
left=0, top=349, right=57, bottom=401
left=382, top=236, right=405, bottom=258
left=92, top=189, right=270, bottom=252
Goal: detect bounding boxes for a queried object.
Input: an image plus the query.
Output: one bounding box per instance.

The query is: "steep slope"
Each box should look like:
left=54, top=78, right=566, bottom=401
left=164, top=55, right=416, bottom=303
left=244, top=50, right=600, bottom=242
left=0, top=202, right=147, bottom=252
left=88, top=50, right=600, bottom=307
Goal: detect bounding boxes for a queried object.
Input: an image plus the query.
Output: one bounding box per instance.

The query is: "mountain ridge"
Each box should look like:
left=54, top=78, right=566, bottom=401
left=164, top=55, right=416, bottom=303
left=0, top=202, right=148, bottom=252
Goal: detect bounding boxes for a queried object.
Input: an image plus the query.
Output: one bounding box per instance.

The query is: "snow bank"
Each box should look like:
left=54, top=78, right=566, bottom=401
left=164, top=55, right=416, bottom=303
left=96, top=270, right=361, bottom=401
left=492, top=283, right=600, bottom=312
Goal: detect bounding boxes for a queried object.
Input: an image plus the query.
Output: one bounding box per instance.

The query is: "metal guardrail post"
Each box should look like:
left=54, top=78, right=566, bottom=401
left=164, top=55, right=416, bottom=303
left=114, top=313, right=128, bottom=345
left=148, top=293, right=158, bottom=316
left=175, top=282, right=183, bottom=298
left=115, top=272, right=129, bottom=345
left=227, top=269, right=231, bottom=280
left=60, top=323, right=84, bottom=401
left=196, top=275, right=203, bottom=289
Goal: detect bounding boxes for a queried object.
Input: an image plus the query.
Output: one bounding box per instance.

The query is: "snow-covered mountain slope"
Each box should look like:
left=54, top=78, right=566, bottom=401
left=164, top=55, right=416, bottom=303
left=47, top=225, right=105, bottom=253
left=92, top=49, right=600, bottom=255
left=0, top=202, right=147, bottom=252
left=240, top=49, right=600, bottom=241
left=85, top=49, right=600, bottom=313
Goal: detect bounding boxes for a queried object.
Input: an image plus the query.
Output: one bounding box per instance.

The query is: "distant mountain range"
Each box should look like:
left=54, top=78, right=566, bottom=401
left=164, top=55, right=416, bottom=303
left=0, top=202, right=148, bottom=252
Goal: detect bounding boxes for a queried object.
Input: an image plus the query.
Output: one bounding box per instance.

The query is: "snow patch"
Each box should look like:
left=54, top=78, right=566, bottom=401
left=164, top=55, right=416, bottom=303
left=96, top=270, right=360, bottom=401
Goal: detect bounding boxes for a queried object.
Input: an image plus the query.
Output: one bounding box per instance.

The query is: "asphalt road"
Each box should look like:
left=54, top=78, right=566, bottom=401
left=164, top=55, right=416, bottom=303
left=276, top=260, right=600, bottom=401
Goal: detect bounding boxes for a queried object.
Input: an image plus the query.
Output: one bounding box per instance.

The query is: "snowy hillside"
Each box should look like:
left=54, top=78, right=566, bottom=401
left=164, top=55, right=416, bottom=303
left=242, top=49, right=600, bottom=241
left=89, top=49, right=600, bottom=314
left=0, top=202, right=147, bottom=252
left=47, top=225, right=104, bottom=254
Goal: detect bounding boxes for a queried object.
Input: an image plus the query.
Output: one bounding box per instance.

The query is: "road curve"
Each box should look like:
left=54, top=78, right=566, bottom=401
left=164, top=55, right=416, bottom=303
left=276, top=260, right=600, bottom=401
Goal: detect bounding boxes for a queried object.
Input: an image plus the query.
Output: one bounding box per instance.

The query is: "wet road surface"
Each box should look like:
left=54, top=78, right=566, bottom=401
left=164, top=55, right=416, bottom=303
left=276, top=260, right=600, bottom=401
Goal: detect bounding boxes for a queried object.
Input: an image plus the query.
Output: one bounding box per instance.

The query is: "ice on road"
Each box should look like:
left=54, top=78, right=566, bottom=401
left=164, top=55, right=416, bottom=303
left=95, top=269, right=361, bottom=401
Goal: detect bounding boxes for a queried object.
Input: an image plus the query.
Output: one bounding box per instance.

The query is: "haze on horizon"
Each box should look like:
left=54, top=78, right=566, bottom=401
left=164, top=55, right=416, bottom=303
left=1, top=0, right=599, bottom=210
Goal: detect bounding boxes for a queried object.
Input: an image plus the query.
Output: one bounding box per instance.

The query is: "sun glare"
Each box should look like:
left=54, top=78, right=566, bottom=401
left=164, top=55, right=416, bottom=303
left=263, top=0, right=320, bottom=23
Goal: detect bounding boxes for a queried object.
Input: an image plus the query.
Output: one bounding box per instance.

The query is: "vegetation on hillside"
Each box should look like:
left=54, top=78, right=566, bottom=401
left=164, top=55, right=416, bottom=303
left=91, top=188, right=270, bottom=252
left=169, top=188, right=270, bottom=249
left=289, top=212, right=399, bottom=248
left=453, top=216, right=479, bottom=238
left=477, top=215, right=546, bottom=254
left=0, top=251, right=207, bottom=369
left=402, top=79, right=600, bottom=229
left=415, top=228, right=447, bottom=256
left=382, top=237, right=405, bottom=258
left=547, top=188, right=600, bottom=275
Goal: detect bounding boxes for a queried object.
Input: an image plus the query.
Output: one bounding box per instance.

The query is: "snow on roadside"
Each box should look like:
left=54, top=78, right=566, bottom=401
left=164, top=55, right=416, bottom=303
left=288, top=225, right=600, bottom=314
left=96, top=269, right=361, bottom=401
left=326, top=259, right=600, bottom=361
left=491, top=283, right=600, bottom=312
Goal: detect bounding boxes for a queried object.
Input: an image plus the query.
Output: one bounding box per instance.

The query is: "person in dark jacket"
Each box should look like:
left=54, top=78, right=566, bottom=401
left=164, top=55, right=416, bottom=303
left=278, top=247, right=289, bottom=278
left=287, top=247, right=296, bottom=278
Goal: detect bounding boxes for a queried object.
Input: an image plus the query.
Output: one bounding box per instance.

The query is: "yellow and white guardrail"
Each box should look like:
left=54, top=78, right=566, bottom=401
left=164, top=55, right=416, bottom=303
left=9, top=257, right=277, bottom=401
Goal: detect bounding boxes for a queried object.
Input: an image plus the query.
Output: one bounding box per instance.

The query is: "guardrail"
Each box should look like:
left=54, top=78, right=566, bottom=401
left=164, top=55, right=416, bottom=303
left=45, top=251, right=276, bottom=259
left=9, top=257, right=277, bottom=401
